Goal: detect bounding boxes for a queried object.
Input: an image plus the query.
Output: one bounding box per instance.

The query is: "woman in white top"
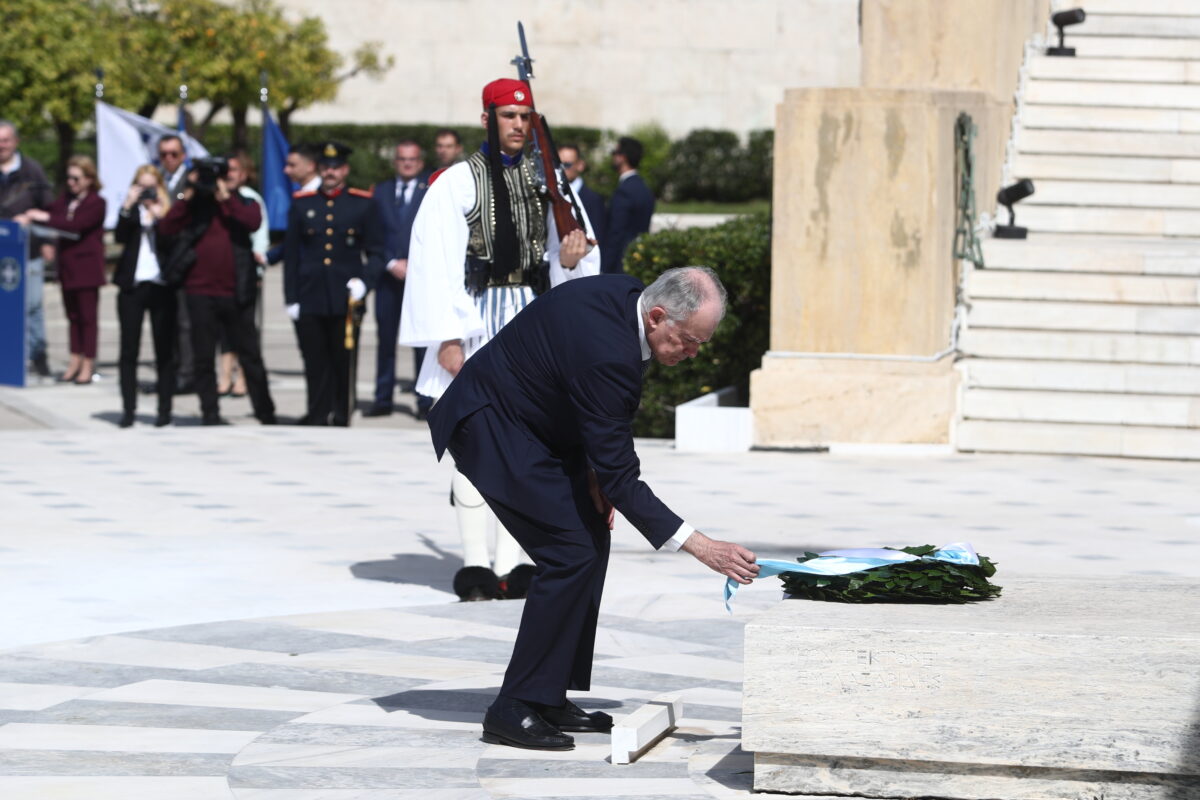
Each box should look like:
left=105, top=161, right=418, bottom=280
left=113, top=165, right=175, bottom=428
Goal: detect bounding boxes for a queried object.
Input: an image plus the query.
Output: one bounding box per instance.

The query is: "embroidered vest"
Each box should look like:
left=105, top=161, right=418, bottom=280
left=464, top=150, right=547, bottom=292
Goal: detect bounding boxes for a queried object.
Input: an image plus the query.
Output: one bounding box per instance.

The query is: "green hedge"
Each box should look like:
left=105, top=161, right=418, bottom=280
left=623, top=212, right=772, bottom=438
left=659, top=129, right=774, bottom=203
left=25, top=122, right=771, bottom=204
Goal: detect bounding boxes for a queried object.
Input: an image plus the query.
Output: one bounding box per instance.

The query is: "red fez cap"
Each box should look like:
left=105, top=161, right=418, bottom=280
left=482, top=78, right=534, bottom=110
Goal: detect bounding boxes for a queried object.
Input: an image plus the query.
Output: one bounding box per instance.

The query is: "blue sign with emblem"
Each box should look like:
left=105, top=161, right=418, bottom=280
left=0, top=219, right=28, bottom=387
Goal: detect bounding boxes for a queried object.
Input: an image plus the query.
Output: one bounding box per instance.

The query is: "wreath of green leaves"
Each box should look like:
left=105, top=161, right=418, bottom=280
left=778, top=545, right=1002, bottom=604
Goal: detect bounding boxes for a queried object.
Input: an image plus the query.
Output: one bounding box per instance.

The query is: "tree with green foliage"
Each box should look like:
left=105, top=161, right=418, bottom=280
left=0, top=0, right=391, bottom=178
left=0, top=0, right=124, bottom=179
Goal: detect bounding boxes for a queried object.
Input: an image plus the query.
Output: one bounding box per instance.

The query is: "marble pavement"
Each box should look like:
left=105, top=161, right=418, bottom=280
left=3, top=280, right=1200, bottom=799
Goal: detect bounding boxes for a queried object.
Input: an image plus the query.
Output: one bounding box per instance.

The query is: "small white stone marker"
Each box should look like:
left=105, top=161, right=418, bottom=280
left=611, top=692, right=682, bottom=765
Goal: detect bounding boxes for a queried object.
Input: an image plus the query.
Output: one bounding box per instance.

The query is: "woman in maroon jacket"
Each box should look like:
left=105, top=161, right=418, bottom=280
left=19, top=156, right=107, bottom=383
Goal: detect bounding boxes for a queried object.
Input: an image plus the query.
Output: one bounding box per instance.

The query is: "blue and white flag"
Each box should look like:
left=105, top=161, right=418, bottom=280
left=261, top=107, right=292, bottom=232
left=95, top=101, right=209, bottom=229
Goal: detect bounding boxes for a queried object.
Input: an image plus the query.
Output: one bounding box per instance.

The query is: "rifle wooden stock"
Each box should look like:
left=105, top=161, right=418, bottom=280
left=531, top=110, right=593, bottom=248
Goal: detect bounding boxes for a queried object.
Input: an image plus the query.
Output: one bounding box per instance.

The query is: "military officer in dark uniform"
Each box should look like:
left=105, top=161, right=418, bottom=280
left=284, top=141, right=385, bottom=426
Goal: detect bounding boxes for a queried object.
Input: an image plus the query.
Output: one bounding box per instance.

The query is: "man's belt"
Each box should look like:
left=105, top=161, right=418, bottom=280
left=465, top=255, right=548, bottom=297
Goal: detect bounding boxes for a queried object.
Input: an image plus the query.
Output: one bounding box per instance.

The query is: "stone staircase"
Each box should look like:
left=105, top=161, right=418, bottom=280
left=955, top=0, right=1200, bottom=459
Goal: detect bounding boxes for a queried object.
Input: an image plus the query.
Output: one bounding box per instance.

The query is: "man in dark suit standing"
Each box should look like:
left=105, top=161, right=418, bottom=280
left=428, top=266, right=759, bottom=751
left=157, top=135, right=196, bottom=394
left=367, top=140, right=430, bottom=418
left=600, top=136, right=655, bottom=274
left=557, top=144, right=606, bottom=246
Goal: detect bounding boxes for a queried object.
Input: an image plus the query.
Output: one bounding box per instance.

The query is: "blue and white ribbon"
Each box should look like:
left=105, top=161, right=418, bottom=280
left=724, top=542, right=980, bottom=612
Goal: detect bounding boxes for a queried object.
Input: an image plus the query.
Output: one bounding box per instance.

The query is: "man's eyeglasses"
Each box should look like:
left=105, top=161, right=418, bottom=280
left=159, top=150, right=183, bottom=159
left=394, top=156, right=421, bottom=162
left=560, top=161, right=574, bottom=169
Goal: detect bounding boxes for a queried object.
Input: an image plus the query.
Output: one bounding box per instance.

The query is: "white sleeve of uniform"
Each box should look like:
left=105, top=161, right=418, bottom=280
left=546, top=183, right=601, bottom=287
left=399, top=163, right=484, bottom=349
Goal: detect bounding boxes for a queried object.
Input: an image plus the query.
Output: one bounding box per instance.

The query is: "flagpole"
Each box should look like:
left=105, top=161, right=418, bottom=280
left=177, top=70, right=190, bottom=165
left=259, top=69, right=269, bottom=188
left=256, top=70, right=269, bottom=347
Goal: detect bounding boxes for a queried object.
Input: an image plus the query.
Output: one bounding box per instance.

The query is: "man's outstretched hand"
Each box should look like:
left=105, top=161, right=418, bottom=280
left=681, top=531, right=759, bottom=584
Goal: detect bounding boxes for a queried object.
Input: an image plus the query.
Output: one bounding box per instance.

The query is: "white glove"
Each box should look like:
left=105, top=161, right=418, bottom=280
left=286, top=303, right=300, bottom=321
left=346, top=277, right=366, bottom=302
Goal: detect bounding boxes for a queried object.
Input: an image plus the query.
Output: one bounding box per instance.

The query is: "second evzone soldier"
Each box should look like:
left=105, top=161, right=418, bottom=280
left=400, top=78, right=600, bottom=601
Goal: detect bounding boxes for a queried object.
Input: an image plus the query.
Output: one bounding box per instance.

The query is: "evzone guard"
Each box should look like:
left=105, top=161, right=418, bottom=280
left=400, top=77, right=601, bottom=600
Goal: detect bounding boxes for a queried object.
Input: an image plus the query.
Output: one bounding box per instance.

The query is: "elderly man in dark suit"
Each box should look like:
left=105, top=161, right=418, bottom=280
left=368, top=140, right=430, bottom=417
left=600, top=136, right=656, bottom=274
left=428, top=266, right=759, bottom=751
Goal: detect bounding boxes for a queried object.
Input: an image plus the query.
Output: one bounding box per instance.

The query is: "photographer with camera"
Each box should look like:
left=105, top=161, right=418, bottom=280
left=112, top=165, right=176, bottom=428
left=159, top=156, right=276, bottom=426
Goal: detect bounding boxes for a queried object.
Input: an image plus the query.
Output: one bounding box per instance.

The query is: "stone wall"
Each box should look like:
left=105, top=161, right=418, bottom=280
left=749, top=0, right=1050, bottom=448
left=275, top=0, right=862, bottom=136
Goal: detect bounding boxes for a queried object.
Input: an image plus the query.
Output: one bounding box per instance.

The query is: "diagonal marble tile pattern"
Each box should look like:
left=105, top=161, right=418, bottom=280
left=0, top=595, right=768, bottom=800
left=3, top=426, right=1200, bottom=797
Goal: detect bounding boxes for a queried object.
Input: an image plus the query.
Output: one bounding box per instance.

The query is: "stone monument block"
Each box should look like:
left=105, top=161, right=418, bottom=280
left=742, top=578, right=1200, bottom=799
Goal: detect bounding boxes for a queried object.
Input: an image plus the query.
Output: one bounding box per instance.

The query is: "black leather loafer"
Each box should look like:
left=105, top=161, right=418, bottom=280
left=482, top=696, right=574, bottom=751
left=537, top=699, right=614, bottom=733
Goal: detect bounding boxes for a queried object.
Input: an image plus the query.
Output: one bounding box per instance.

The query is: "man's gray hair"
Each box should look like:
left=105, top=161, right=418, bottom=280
left=0, top=120, right=17, bottom=138
left=642, top=266, right=727, bottom=323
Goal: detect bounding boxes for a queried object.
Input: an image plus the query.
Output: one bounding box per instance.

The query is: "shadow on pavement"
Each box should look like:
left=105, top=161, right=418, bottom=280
left=371, top=687, right=623, bottom=721
left=351, top=534, right=462, bottom=591
left=1168, top=689, right=1200, bottom=799
left=699, top=743, right=754, bottom=792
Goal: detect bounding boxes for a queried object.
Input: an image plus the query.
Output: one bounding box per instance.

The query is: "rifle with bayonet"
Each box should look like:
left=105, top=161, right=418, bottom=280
left=511, top=21, right=594, bottom=248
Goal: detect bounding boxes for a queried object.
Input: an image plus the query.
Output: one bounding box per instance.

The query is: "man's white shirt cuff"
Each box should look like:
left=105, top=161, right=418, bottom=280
left=663, top=523, right=695, bottom=552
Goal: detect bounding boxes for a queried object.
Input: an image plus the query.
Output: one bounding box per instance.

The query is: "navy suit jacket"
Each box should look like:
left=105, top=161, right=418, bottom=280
left=601, top=172, right=655, bottom=274
left=374, top=174, right=429, bottom=262
left=577, top=182, right=607, bottom=246
left=428, top=275, right=683, bottom=548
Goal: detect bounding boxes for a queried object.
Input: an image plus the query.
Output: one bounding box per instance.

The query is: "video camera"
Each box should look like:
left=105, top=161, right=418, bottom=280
left=189, top=156, right=230, bottom=194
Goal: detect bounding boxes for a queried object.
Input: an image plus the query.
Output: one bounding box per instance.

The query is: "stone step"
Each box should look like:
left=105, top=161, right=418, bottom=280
left=1017, top=128, right=1200, bottom=158
left=961, top=387, right=1200, bottom=428
left=1022, top=104, right=1200, bottom=134
left=969, top=268, right=1200, bottom=305
left=1011, top=153, right=1200, bottom=184
left=968, top=298, right=1200, bottom=335
left=960, top=328, right=1200, bottom=365
left=1026, top=79, right=1200, bottom=109
left=1017, top=204, right=1200, bottom=237
left=1075, top=14, right=1200, bottom=38
left=1025, top=179, right=1200, bottom=209
left=961, top=357, right=1200, bottom=395
left=1029, top=55, right=1200, bottom=84
left=955, top=419, right=1200, bottom=459
left=982, top=235, right=1200, bottom=275
left=1083, top=0, right=1200, bottom=15
left=1071, top=36, right=1200, bottom=60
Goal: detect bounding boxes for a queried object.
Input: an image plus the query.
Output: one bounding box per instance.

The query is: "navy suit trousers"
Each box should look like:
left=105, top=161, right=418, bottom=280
left=448, top=406, right=610, bottom=706
left=373, top=273, right=427, bottom=410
